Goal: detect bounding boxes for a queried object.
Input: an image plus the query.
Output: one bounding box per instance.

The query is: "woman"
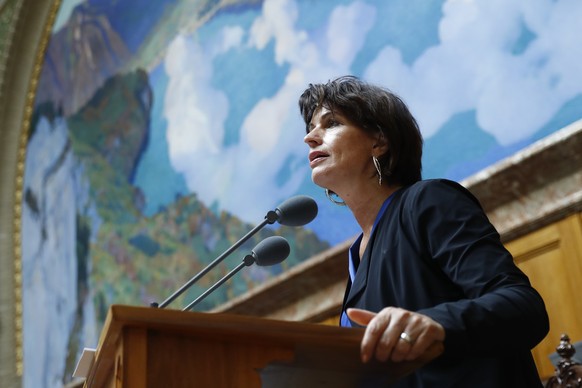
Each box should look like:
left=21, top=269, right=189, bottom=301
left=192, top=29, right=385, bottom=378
left=299, top=75, right=549, bottom=387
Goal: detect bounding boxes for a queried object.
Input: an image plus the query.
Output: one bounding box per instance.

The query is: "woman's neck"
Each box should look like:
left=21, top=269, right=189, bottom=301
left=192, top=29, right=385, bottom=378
left=346, top=184, right=400, bottom=237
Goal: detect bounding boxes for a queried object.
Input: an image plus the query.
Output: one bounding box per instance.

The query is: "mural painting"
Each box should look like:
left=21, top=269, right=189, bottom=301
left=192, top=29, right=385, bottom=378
left=21, top=0, right=582, bottom=386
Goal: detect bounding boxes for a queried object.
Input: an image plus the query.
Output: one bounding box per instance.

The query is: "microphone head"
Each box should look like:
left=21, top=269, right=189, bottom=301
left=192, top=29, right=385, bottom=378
left=251, top=236, right=290, bottom=266
left=275, top=195, right=318, bottom=227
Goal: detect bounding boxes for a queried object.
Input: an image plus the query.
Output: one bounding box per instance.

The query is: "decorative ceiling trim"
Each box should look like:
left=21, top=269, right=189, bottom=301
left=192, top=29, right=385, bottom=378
left=0, top=0, right=61, bottom=382
left=463, top=119, right=582, bottom=243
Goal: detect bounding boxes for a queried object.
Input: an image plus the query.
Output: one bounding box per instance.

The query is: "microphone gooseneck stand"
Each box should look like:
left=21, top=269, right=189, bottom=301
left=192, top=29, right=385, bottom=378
left=182, top=236, right=290, bottom=311
left=151, top=195, right=317, bottom=309
left=152, top=212, right=277, bottom=309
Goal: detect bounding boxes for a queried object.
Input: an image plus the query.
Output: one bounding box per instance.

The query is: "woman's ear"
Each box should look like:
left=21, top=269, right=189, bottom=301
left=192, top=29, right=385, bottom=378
left=373, top=132, right=389, bottom=155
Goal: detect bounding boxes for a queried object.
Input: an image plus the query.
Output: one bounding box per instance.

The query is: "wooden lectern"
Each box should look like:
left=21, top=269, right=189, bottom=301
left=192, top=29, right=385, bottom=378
left=83, top=305, right=443, bottom=387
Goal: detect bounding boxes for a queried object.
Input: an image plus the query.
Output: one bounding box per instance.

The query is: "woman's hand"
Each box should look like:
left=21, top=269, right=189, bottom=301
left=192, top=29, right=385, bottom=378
left=347, top=307, right=445, bottom=363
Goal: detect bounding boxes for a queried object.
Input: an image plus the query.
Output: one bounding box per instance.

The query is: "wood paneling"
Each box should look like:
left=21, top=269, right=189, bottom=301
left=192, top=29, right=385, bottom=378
left=506, top=213, right=582, bottom=380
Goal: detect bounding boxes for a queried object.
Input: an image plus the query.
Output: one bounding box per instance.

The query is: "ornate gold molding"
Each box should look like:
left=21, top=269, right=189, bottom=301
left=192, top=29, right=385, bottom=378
left=0, top=0, right=61, bottom=383
left=0, top=1, right=23, bottom=96
left=13, top=0, right=62, bottom=377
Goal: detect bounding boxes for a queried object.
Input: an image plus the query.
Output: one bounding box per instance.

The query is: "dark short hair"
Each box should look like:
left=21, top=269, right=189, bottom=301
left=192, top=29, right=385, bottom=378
left=298, top=75, right=423, bottom=186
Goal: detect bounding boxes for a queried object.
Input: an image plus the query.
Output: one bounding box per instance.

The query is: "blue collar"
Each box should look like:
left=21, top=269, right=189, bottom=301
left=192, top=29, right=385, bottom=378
left=347, top=192, right=396, bottom=282
left=341, top=192, right=397, bottom=328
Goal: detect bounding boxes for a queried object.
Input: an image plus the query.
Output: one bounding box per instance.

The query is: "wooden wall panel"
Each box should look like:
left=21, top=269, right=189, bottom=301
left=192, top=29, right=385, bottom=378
left=506, top=213, right=582, bottom=379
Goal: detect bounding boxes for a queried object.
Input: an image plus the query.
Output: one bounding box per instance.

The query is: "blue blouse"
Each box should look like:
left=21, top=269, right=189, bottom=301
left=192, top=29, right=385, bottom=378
left=340, top=192, right=397, bottom=327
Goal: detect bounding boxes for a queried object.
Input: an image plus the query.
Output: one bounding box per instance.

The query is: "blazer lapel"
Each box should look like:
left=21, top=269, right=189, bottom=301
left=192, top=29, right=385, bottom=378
left=342, top=190, right=400, bottom=311
left=344, top=236, right=375, bottom=308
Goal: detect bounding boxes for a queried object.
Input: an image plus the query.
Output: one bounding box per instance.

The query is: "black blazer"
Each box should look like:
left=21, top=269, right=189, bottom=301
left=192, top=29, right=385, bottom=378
left=342, top=179, right=549, bottom=387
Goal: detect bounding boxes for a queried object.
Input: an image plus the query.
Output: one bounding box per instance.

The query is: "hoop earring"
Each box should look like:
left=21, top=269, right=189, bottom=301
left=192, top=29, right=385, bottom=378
left=325, top=189, right=347, bottom=206
left=373, top=156, right=382, bottom=186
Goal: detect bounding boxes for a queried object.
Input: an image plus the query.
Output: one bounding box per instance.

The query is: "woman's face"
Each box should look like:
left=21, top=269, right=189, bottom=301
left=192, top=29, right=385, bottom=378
left=304, top=106, right=377, bottom=194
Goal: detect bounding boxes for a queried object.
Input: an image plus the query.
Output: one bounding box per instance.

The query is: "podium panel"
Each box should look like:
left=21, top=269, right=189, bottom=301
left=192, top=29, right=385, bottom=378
left=84, top=305, right=442, bottom=387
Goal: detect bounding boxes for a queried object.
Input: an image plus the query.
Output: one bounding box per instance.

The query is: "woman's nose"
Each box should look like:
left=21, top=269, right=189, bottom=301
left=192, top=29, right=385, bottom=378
left=304, top=129, right=320, bottom=145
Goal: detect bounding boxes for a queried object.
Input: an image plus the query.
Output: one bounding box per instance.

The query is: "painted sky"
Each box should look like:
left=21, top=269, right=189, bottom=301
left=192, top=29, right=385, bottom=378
left=160, top=0, right=582, bottom=235
left=53, top=0, right=582, bottom=245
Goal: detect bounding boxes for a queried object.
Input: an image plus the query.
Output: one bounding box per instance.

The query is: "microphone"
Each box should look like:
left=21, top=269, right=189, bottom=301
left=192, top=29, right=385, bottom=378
left=152, top=195, right=317, bottom=308
left=265, top=194, right=318, bottom=227
left=182, top=236, right=290, bottom=311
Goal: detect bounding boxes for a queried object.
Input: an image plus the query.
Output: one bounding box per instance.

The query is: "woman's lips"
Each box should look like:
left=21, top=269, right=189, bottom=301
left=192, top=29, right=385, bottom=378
left=309, top=151, right=328, bottom=167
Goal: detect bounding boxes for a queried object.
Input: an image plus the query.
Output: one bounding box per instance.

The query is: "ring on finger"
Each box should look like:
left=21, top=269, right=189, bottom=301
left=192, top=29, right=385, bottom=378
left=399, top=331, right=414, bottom=345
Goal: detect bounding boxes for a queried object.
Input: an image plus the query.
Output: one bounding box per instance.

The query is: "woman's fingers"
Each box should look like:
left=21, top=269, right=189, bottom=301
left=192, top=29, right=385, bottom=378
left=347, top=308, right=384, bottom=362
left=346, top=307, right=377, bottom=326
left=346, top=307, right=445, bottom=363
left=349, top=307, right=400, bottom=362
